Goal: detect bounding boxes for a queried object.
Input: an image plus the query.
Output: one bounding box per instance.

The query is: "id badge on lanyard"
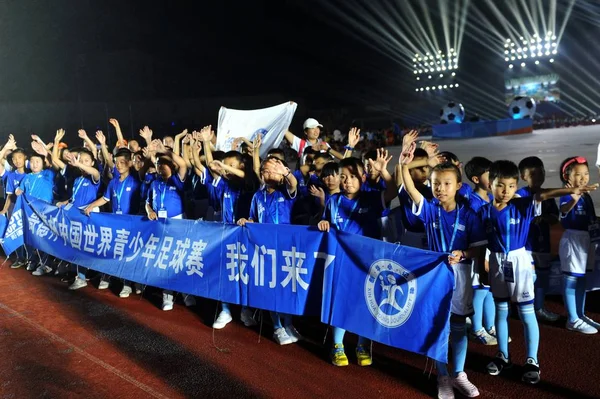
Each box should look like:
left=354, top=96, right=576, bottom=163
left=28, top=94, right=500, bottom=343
left=502, top=259, right=515, bottom=283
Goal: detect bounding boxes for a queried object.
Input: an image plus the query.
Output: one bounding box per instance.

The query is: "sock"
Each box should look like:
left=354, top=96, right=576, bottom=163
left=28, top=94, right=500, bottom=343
left=471, top=289, right=487, bottom=332
left=483, top=290, right=496, bottom=331
left=563, top=274, right=579, bottom=323
left=495, top=301, right=510, bottom=359
left=576, top=275, right=587, bottom=319
left=518, top=304, right=539, bottom=363
left=450, top=321, right=468, bottom=376
left=534, top=268, right=551, bottom=311
left=221, top=302, right=231, bottom=315
left=332, top=327, right=346, bottom=346
left=270, top=312, right=283, bottom=329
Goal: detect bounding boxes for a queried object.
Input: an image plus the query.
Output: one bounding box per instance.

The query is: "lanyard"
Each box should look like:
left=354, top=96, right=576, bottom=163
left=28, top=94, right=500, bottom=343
left=114, top=175, right=129, bottom=211
left=487, top=204, right=511, bottom=254
left=262, top=190, right=279, bottom=224
left=158, top=181, right=168, bottom=210
left=335, top=194, right=359, bottom=231
left=71, top=177, right=85, bottom=202
left=438, top=205, right=460, bottom=253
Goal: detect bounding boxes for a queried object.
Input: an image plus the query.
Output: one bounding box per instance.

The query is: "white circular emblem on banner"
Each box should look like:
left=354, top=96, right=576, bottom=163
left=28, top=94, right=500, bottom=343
left=364, top=259, right=417, bottom=328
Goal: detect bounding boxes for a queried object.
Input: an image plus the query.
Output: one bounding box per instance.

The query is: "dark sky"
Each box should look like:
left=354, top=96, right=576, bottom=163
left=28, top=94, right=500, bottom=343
left=1, top=0, right=599, bottom=121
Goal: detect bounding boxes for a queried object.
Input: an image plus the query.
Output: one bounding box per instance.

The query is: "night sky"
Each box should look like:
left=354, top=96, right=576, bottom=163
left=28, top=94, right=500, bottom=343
left=1, top=0, right=599, bottom=124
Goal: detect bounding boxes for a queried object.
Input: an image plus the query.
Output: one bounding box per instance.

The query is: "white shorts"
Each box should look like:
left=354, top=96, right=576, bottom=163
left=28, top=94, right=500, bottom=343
left=451, top=261, right=474, bottom=316
left=471, top=259, right=490, bottom=289
left=401, top=230, right=428, bottom=250
left=559, top=229, right=596, bottom=276
left=489, top=247, right=535, bottom=304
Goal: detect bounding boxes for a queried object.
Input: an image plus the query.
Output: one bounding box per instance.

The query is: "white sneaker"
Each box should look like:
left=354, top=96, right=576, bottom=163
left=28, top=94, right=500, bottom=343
left=98, top=276, right=110, bottom=290
left=32, top=265, right=52, bottom=276
left=285, top=325, right=303, bottom=343
left=68, top=277, right=88, bottom=290
left=134, top=283, right=143, bottom=295
left=437, top=375, right=455, bottom=399
left=183, top=294, right=196, bottom=307
left=487, top=326, right=511, bottom=343
left=273, top=327, right=293, bottom=345
left=162, top=292, right=174, bottom=311
left=452, top=372, right=479, bottom=397
left=470, top=328, right=497, bottom=345
left=240, top=308, right=257, bottom=327
left=582, top=315, right=600, bottom=330
left=567, top=319, right=598, bottom=334
left=119, top=285, right=132, bottom=298
left=536, top=308, right=560, bottom=322
left=212, top=310, right=233, bottom=329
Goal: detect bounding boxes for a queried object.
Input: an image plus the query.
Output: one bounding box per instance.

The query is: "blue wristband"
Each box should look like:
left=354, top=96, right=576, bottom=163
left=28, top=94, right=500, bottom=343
left=344, top=145, right=354, bottom=151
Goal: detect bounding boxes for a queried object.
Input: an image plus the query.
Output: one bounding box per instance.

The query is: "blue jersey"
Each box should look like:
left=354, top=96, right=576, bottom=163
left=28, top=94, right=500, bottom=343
left=189, top=173, right=209, bottom=201
left=5, top=170, right=27, bottom=195
left=20, top=170, right=55, bottom=203
left=250, top=186, right=296, bottom=224
left=200, top=171, right=223, bottom=212
left=398, top=184, right=434, bottom=233
left=103, top=174, right=141, bottom=215
left=468, top=190, right=493, bottom=213
left=480, top=197, right=541, bottom=253
left=560, top=194, right=596, bottom=232
left=147, top=174, right=185, bottom=217
left=215, top=178, right=253, bottom=224
left=141, top=172, right=156, bottom=201
left=517, top=187, right=559, bottom=253
left=71, top=175, right=100, bottom=208
left=324, top=191, right=386, bottom=239
left=293, top=170, right=313, bottom=198
left=362, top=179, right=386, bottom=192
left=414, top=198, right=486, bottom=252
left=458, top=184, right=472, bottom=201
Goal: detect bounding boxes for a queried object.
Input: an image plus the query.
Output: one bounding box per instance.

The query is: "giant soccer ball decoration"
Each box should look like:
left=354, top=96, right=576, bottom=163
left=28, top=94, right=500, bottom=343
left=440, top=101, right=465, bottom=124
left=508, top=96, right=536, bottom=119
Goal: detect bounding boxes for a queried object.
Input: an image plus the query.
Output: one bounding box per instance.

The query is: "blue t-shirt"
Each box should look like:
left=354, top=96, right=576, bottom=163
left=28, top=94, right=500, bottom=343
left=414, top=198, right=487, bottom=253
left=71, top=175, right=101, bottom=208
left=560, top=194, right=596, bottom=232
left=361, top=179, right=386, bottom=192
left=103, top=174, right=141, bottom=215
left=479, top=197, right=541, bottom=253
left=20, top=170, right=55, bottom=203
left=517, top=187, right=559, bottom=253
left=250, top=186, right=296, bottom=224
left=468, top=190, right=493, bottom=213
left=324, top=191, right=386, bottom=239
left=293, top=170, right=312, bottom=198
left=5, top=170, right=27, bottom=195
left=215, top=177, right=253, bottom=224
left=200, top=171, right=223, bottom=212
left=141, top=172, right=156, bottom=202
left=398, top=184, right=434, bottom=233
left=147, top=174, right=185, bottom=217
left=458, top=184, right=472, bottom=201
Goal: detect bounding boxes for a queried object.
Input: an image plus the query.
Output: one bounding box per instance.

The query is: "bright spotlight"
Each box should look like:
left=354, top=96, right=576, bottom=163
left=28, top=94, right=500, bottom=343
left=521, top=62, right=526, bottom=67
left=504, top=43, right=509, bottom=48
left=455, top=83, right=459, bottom=87
left=428, top=75, right=432, bottom=79
left=504, top=57, right=509, bottom=61
left=439, top=73, right=443, bottom=77
left=415, top=88, right=419, bottom=92
left=442, top=66, right=446, bottom=71
left=443, top=85, right=448, bottom=88
left=517, top=48, right=522, bottom=53
left=426, top=87, right=430, bottom=90
left=545, top=51, right=550, bottom=55
left=414, top=70, right=418, bottom=74
left=592, top=118, right=596, bottom=123
left=504, top=50, right=509, bottom=54
left=552, top=50, right=557, bottom=54
left=451, top=72, right=456, bottom=76
left=530, top=39, right=535, bottom=43
left=438, top=85, right=442, bottom=89
left=506, top=38, right=511, bottom=42
left=420, top=88, right=424, bottom=91
left=416, top=77, right=420, bottom=80
left=533, top=33, right=538, bottom=37
left=552, top=35, right=557, bottom=40
left=549, top=58, right=554, bottom=63
left=537, top=52, right=542, bottom=56
left=509, top=64, right=514, bottom=69
left=535, top=60, right=539, bottom=65
left=511, top=56, right=515, bottom=60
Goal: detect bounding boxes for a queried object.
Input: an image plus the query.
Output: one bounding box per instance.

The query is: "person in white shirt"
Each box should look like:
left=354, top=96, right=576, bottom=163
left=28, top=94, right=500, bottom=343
left=284, top=118, right=344, bottom=162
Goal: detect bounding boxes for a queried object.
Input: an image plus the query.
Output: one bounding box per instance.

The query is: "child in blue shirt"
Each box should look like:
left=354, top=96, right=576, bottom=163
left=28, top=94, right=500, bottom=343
left=480, top=160, right=595, bottom=385
left=464, top=156, right=497, bottom=346
left=440, top=151, right=472, bottom=201
left=318, top=151, right=397, bottom=368
left=558, top=156, right=600, bottom=335
left=238, top=157, right=300, bottom=345
left=516, top=157, right=560, bottom=323
left=402, top=146, right=486, bottom=399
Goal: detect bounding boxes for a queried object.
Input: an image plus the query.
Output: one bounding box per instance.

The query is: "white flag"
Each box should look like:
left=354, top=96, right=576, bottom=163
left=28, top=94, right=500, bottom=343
left=216, top=101, right=297, bottom=157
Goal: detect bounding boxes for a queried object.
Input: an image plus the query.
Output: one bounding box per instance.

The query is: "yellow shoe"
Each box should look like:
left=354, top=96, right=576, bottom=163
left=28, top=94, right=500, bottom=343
left=331, top=344, right=349, bottom=366
left=356, top=344, right=372, bottom=366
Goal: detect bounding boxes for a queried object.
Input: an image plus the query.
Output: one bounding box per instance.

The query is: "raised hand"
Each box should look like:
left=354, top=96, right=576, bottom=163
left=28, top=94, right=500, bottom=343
left=31, top=141, right=48, bottom=157
left=78, top=129, right=88, bottom=139
left=368, top=148, right=393, bottom=174
left=109, top=118, right=120, bottom=129
left=402, top=130, right=419, bottom=148
left=139, top=126, right=153, bottom=142
left=264, top=158, right=289, bottom=176
left=182, top=134, right=192, bottom=145
left=176, top=129, right=188, bottom=139
left=309, top=185, right=325, bottom=201
left=4, top=134, right=17, bottom=151
left=199, top=125, right=212, bottom=141
left=253, top=133, right=262, bottom=151
left=573, top=183, right=600, bottom=195
left=400, top=141, right=417, bottom=165
left=95, top=130, right=106, bottom=145
left=347, top=127, right=360, bottom=148
left=420, top=140, right=439, bottom=158
left=55, top=129, right=66, bottom=143
left=427, top=154, right=446, bottom=168
left=151, top=139, right=166, bottom=153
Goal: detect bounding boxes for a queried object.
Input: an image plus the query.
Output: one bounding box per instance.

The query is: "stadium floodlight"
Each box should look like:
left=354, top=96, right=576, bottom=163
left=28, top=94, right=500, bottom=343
left=504, top=50, right=509, bottom=54
left=549, top=58, right=554, bottom=63
left=523, top=54, right=528, bottom=59
left=428, top=75, right=432, bottom=79
left=504, top=57, right=509, bottom=61
left=439, top=73, right=443, bottom=77
left=552, top=36, right=556, bottom=40
left=517, top=48, right=522, bottom=53
left=511, top=56, right=515, bottom=60
left=442, top=66, right=446, bottom=71
left=426, top=87, right=430, bottom=90
left=416, top=77, right=420, bottom=80
left=443, top=85, right=448, bottom=88
left=415, top=88, right=419, bottom=92
left=420, top=88, right=424, bottom=91
left=414, top=70, right=418, bottom=74
left=455, top=83, right=459, bottom=87
left=510, top=49, right=515, bottom=53
left=506, top=38, right=511, bottom=42
left=436, top=67, right=441, bottom=72
left=449, top=84, right=454, bottom=88
left=451, top=72, right=456, bottom=76
left=552, top=50, right=557, bottom=54
left=545, top=51, right=550, bottom=55
left=509, top=64, right=514, bottom=68
left=530, top=39, right=535, bottom=43
left=521, top=62, right=526, bottom=67
left=537, top=52, right=542, bottom=56
left=535, top=60, right=540, bottom=65
left=517, top=55, right=522, bottom=60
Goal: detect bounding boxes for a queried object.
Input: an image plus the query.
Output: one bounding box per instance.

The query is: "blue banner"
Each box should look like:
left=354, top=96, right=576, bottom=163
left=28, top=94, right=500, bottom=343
left=3, top=195, right=454, bottom=362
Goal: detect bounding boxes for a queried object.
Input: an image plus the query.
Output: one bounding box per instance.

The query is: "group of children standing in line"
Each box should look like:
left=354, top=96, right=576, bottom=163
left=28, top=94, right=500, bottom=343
left=1, top=116, right=599, bottom=399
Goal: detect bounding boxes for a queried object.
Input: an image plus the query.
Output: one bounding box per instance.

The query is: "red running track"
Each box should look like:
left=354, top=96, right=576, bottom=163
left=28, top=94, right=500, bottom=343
left=1, top=260, right=600, bottom=399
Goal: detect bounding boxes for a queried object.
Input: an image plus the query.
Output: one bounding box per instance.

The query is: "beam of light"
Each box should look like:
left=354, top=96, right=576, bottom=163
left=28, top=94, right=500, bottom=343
left=481, top=0, right=524, bottom=43
left=418, top=0, right=442, bottom=53
left=535, top=0, right=547, bottom=34
left=549, top=0, right=556, bottom=33
left=556, top=0, right=576, bottom=43
left=455, top=0, right=471, bottom=57
left=439, top=0, right=452, bottom=56
left=506, top=0, right=536, bottom=40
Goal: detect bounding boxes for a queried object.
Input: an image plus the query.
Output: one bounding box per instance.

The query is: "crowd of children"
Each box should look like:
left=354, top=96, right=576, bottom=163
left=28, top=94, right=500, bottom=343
left=1, top=117, right=599, bottom=399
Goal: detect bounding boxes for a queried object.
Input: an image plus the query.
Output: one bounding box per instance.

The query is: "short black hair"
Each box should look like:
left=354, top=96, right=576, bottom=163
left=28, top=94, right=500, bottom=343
left=313, top=152, right=332, bottom=162
left=439, top=151, right=460, bottom=164
left=413, top=148, right=429, bottom=159
left=339, top=157, right=365, bottom=180
left=518, top=156, right=545, bottom=175
left=223, top=151, right=244, bottom=165
left=431, top=162, right=462, bottom=183
left=10, top=148, right=27, bottom=158
left=267, top=148, right=285, bottom=158
left=465, top=156, right=492, bottom=182
left=489, top=160, right=520, bottom=182
left=560, top=156, right=589, bottom=183
left=320, top=161, right=341, bottom=179
left=28, top=152, right=45, bottom=163
left=114, top=148, right=133, bottom=160
left=212, top=150, right=226, bottom=162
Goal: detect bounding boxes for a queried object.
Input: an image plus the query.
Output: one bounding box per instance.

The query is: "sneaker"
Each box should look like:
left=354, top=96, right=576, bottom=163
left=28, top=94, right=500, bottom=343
left=536, top=308, right=560, bottom=322
left=98, top=276, right=110, bottom=290
left=465, top=317, right=472, bottom=330
left=26, top=262, right=36, bottom=271
left=134, top=283, right=143, bottom=295
left=119, top=285, right=132, bottom=298
left=330, top=344, right=349, bottom=367
left=162, top=292, right=174, bottom=311
left=240, top=308, right=257, bottom=327
left=486, top=352, right=513, bottom=376
left=566, top=319, right=598, bottom=334
left=212, top=310, right=233, bottom=329
left=32, top=265, right=52, bottom=276
left=582, top=315, right=600, bottom=330
left=522, top=357, right=540, bottom=384
left=452, top=372, right=479, bottom=397
left=10, top=259, right=27, bottom=269
left=487, top=326, right=511, bottom=343
left=273, top=327, right=293, bottom=346
left=285, top=325, right=302, bottom=343
left=355, top=344, right=372, bottom=366
left=470, top=328, right=497, bottom=346
left=437, top=375, right=454, bottom=399
left=183, top=294, right=196, bottom=307
left=68, top=277, right=88, bottom=290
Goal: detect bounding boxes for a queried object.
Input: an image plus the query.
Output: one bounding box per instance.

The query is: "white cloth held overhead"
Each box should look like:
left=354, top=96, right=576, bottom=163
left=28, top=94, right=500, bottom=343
left=216, top=101, right=297, bottom=157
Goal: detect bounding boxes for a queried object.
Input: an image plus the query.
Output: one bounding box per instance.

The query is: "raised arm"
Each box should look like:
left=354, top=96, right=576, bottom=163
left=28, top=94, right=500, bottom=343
left=68, top=153, right=101, bottom=182
left=78, top=129, right=98, bottom=159
left=109, top=118, right=125, bottom=147
left=139, top=125, right=153, bottom=148
left=539, top=185, right=598, bottom=204
left=51, top=129, right=67, bottom=170
left=252, top=134, right=262, bottom=179
left=173, top=129, right=188, bottom=159
left=367, top=148, right=397, bottom=203
left=343, top=127, right=360, bottom=158
left=190, top=132, right=206, bottom=177
left=171, top=147, right=188, bottom=181
left=0, top=135, right=17, bottom=177
left=267, top=158, right=297, bottom=195
left=400, top=142, right=424, bottom=207
left=95, top=130, right=114, bottom=170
